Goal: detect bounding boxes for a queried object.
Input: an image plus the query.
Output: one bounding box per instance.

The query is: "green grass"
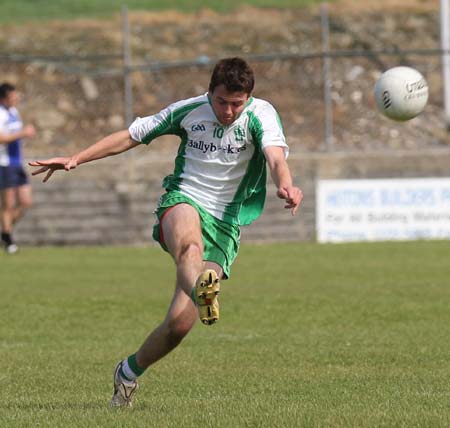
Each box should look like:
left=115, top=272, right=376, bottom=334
left=0, top=0, right=326, bottom=23
left=1, top=241, right=450, bottom=427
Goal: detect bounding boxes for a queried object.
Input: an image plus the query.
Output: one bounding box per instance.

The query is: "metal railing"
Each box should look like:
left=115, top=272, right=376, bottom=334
left=0, top=4, right=445, bottom=153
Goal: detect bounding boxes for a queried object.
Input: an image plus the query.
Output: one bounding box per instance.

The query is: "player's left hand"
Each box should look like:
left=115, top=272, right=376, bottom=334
left=277, top=186, right=303, bottom=215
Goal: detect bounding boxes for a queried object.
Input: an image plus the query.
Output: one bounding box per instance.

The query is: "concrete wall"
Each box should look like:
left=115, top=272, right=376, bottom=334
left=16, top=148, right=450, bottom=246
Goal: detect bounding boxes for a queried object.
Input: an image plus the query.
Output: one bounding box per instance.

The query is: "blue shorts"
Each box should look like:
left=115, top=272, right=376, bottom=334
left=0, top=165, right=29, bottom=190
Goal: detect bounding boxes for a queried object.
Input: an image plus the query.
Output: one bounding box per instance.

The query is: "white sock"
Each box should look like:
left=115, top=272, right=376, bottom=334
left=120, top=359, right=138, bottom=383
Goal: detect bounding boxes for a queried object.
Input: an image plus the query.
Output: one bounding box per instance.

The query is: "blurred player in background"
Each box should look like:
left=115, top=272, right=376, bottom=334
left=29, top=57, right=303, bottom=407
left=0, top=83, right=36, bottom=254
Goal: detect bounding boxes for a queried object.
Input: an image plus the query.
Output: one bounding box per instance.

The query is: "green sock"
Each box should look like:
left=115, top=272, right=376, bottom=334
left=190, top=287, right=197, bottom=304
left=128, top=353, right=145, bottom=376
left=119, top=353, right=145, bottom=381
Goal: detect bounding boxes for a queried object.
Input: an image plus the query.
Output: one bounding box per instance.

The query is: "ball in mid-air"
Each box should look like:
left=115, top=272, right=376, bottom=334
left=374, top=66, right=428, bottom=121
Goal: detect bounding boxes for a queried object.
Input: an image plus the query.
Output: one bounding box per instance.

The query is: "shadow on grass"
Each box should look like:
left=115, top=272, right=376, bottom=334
left=1, top=401, right=156, bottom=412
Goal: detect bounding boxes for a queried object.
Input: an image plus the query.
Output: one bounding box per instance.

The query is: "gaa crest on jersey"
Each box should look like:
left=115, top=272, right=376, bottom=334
left=191, top=123, right=206, bottom=132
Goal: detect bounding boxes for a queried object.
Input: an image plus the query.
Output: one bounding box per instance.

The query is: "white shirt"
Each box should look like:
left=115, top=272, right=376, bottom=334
left=0, top=105, right=23, bottom=167
left=129, top=94, right=288, bottom=225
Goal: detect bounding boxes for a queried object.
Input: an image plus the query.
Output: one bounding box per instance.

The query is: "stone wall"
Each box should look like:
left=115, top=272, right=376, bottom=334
left=16, top=148, right=450, bottom=246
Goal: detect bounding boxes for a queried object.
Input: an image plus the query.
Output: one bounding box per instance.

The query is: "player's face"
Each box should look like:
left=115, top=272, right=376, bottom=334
left=2, top=90, right=19, bottom=108
left=209, top=85, right=250, bottom=126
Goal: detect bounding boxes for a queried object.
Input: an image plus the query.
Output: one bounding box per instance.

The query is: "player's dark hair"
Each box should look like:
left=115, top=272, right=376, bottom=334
left=0, top=82, right=16, bottom=99
left=209, top=57, right=254, bottom=95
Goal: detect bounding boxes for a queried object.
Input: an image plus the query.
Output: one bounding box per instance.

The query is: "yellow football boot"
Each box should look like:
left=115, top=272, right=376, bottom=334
left=194, top=269, right=220, bottom=325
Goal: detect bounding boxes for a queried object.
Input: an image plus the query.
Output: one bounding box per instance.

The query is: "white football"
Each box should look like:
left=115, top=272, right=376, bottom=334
left=374, top=66, right=428, bottom=121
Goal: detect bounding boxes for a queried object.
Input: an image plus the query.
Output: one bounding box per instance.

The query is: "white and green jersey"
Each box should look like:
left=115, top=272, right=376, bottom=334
left=129, top=94, right=288, bottom=226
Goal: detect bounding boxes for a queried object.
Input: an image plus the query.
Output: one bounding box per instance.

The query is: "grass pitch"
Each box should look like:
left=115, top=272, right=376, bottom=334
left=0, top=0, right=327, bottom=22
left=1, top=241, right=450, bottom=427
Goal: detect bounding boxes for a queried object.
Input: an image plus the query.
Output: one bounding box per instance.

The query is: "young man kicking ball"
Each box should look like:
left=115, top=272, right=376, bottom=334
left=30, top=57, right=303, bottom=407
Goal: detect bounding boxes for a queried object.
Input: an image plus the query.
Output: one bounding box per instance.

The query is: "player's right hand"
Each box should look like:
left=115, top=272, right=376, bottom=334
left=28, top=157, right=78, bottom=182
left=23, top=124, right=37, bottom=138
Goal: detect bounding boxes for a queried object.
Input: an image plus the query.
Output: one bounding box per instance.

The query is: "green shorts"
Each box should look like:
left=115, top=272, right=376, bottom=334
left=152, top=191, right=240, bottom=279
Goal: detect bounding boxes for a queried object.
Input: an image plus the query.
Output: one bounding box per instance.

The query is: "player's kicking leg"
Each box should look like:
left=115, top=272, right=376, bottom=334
left=161, top=203, right=222, bottom=324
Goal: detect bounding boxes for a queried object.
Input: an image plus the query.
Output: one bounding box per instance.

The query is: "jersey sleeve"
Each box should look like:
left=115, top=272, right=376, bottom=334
left=248, top=103, right=289, bottom=159
left=128, top=96, right=208, bottom=145
left=128, top=104, right=181, bottom=145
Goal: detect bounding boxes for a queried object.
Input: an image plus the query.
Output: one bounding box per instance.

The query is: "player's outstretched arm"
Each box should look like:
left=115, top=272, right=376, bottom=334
left=264, top=146, right=303, bottom=215
left=29, top=130, right=139, bottom=182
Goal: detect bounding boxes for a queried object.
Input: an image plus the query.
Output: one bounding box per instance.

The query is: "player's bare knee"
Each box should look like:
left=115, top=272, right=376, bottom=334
left=166, top=318, right=194, bottom=345
left=2, top=202, right=15, bottom=212
left=177, top=242, right=202, bottom=265
left=21, top=199, right=32, bottom=210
